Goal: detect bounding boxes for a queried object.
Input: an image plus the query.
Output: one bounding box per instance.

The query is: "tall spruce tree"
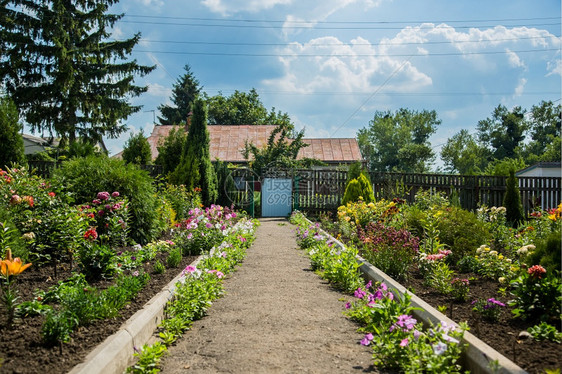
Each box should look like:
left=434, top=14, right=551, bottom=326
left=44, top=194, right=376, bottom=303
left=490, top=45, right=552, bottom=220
left=157, top=65, right=201, bottom=126
left=0, top=0, right=154, bottom=144
left=170, top=98, right=217, bottom=206
left=0, top=96, right=26, bottom=168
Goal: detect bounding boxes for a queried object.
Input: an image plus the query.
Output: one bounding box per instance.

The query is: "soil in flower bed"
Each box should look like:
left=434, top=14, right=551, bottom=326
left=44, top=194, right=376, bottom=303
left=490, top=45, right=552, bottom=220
left=0, top=251, right=198, bottom=374
left=401, top=268, right=561, bottom=374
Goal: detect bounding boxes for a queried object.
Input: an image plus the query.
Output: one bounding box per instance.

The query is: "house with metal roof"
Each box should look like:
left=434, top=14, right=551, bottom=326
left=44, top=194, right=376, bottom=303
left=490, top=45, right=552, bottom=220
left=144, top=124, right=363, bottom=166
left=515, top=161, right=561, bottom=178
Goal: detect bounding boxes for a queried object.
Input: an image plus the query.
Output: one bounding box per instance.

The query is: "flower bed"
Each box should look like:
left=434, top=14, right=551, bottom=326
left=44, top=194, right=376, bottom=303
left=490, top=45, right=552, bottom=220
left=291, top=189, right=561, bottom=374
left=0, top=165, right=258, bottom=374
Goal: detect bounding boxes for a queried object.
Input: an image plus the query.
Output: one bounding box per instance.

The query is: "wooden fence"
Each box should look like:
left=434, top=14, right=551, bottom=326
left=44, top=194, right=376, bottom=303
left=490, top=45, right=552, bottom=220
left=25, top=161, right=560, bottom=217
left=292, top=169, right=561, bottom=218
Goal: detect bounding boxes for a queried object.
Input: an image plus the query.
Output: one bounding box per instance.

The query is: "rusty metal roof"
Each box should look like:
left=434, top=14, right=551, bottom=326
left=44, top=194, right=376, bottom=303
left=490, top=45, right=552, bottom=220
left=145, top=124, right=362, bottom=163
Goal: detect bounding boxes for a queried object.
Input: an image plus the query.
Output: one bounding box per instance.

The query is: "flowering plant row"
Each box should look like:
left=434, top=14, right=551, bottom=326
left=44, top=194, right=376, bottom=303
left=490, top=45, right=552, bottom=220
left=127, top=216, right=258, bottom=373
left=290, top=211, right=467, bottom=373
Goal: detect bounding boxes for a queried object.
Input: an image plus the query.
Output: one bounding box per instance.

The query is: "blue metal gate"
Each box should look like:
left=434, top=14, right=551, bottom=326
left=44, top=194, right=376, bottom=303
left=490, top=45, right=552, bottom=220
left=261, top=178, right=292, bottom=217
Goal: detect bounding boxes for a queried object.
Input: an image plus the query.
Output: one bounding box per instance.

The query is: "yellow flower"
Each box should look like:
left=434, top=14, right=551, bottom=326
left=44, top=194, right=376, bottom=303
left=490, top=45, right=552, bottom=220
left=0, top=258, right=32, bottom=277
left=498, top=254, right=504, bottom=260
left=484, top=247, right=490, bottom=252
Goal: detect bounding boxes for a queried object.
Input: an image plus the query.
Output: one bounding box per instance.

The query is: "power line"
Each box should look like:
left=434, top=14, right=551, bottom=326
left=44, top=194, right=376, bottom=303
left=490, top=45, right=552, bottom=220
left=136, top=35, right=559, bottom=48
left=132, top=48, right=558, bottom=58
left=123, top=14, right=560, bottom=25
left=120, top=19, right=560, bottom=30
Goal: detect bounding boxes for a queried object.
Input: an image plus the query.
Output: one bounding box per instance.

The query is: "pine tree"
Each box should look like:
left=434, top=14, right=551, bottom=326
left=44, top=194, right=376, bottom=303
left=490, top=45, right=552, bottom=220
left=0, top=96, right=26, bottom=168
left=0, top=0, right=155, bottom=144
left=503, top=169, right=524, bottom=227
left=157, top=65, right=201, bottom=126
left=170, top=99, right=217, bottom=205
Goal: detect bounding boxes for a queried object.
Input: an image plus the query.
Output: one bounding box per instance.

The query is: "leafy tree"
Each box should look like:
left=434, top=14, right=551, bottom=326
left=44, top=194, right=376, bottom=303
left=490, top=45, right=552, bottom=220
left=0, top=96, right=25, bottom=168
left=357, top=108, right=440, bottom=173
left=170, top=99, right=217, bottom=205
left=523, top=100, right=561, bottom=163
left=122, top=130, right=152, bottom=165
left=158, top=65, right=201, bottom=126
left=155, top=125, right=187, bottom=176
left=477, top=105, right=527, bottom=160
left=242, top=122, right=308, bottom=176
left=440, top=129, right=490, bottom=175
left=0, top=0, right=155, bottom=144
left=483, top=157, right=527, bottom=176
left=206, top=89, right=292, bottom=126
left=503, top=169, right=524, bottom=227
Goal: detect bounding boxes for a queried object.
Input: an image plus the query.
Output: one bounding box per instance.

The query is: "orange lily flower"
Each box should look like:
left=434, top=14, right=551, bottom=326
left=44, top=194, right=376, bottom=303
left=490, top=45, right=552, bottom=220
left=0, top=257, right=32, bottom=277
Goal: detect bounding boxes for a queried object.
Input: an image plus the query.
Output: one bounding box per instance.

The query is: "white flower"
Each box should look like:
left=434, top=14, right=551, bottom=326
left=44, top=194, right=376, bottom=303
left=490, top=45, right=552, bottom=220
left=433, top=342, right=448, bottom=355
left=517, top=246, right=528, bottom=256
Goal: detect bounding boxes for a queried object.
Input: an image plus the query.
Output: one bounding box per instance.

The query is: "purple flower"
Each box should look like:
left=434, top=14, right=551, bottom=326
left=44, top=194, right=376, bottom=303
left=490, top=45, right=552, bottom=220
left=345, top=302, right=352, bottom=309
left=206, top=222, right=213, bottom=229
left=360, top=333, right=374, bottom=346
left=487, top=298, right=506, bottom=307
left=413, top=330, right=422, bottom=341
left=354, top=288, right=366, bottom=299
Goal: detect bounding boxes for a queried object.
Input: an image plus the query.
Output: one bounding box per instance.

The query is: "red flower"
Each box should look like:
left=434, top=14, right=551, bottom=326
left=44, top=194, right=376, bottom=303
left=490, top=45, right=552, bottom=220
left=84, top=228, right=98, bottom=241
left=48, top=192, right=56, bottom=197
left=527, top=265, right=546, bottom=279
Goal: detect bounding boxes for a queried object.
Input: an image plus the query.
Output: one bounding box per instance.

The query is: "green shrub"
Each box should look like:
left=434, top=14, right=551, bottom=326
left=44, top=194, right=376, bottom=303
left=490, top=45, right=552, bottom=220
left=52, top=155, right=159, bottom=244
left=341, top=179, right=362, bottom=205
left=166, top=246, right=182, bottom=268
left=436, top=206, right=491, bottom=263
left=527, top=229, right=561, bottom=273
left=77, top=243, right=117, bottom=281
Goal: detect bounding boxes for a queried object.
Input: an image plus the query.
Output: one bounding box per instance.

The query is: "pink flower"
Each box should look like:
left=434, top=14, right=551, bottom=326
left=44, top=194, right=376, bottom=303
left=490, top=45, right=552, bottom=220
left=183, top=265, right=197, bottom=274
left=97, top=191, right=110, bottom=201
left=345, top=302, right=352, bottom=309
left=111, top=191, right=120, bottom=197
left=400, top=338, right=409, bottom=347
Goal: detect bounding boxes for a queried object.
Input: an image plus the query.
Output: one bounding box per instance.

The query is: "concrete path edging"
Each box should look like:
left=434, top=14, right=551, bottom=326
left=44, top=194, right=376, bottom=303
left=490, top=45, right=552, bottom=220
left=311, top=222, right=527, bottom=374
left=67, top=254, right=208, bottom=374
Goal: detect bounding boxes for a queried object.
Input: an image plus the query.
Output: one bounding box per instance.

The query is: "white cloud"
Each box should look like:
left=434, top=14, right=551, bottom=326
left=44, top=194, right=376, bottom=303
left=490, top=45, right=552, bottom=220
left=514, top=78, right=527, bottom=97
left=202, top=0, right=292, bottom=16
left=136, top=0, right=164, bottom=7
left=546, top=57, right=562, bottom=77
left=505, top=49, right=525, bottom=69
left=147, top=83, right=172, bottom=99
left=263, top=35, right=431, bottom=99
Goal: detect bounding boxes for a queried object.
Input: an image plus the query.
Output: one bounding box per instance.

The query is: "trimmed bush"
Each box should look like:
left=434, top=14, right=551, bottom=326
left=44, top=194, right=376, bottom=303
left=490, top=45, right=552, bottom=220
left=52, top=155, right=159, bottom=244
left=504, top=169, right=524, bottom=227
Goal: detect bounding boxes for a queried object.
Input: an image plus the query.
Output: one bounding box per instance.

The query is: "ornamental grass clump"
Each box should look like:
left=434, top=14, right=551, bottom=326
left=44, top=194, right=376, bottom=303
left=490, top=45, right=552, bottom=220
left=358, top=222, right=419, bottom=280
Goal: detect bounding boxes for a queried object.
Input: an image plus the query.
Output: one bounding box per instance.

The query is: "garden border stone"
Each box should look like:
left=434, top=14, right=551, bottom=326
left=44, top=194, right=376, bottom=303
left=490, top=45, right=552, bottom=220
left=67, top=254, right=208, bottom=374
left=311, top=221, right=527, bottom=374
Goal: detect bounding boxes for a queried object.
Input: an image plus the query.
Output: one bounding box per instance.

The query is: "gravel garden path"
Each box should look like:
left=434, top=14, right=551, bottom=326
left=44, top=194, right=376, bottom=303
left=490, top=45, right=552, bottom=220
left=160, top=218, right=377, bottom=373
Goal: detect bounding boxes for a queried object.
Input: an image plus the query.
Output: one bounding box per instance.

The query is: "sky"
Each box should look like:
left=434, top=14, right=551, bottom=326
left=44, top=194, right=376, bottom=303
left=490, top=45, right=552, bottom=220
left=102, top=0, right=561, bottom=168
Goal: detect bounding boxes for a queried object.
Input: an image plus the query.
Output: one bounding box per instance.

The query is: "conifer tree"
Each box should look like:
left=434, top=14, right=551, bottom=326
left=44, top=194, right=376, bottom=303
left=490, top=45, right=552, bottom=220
left=0, top=0, right=154, bottom=144
left=157, top=65, right=201, bottom=126
left=503, top=169, right=524, bottom=227
left=170, top=99, right=217, bottom=205
left=0, top=96, right=26, bottom=168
